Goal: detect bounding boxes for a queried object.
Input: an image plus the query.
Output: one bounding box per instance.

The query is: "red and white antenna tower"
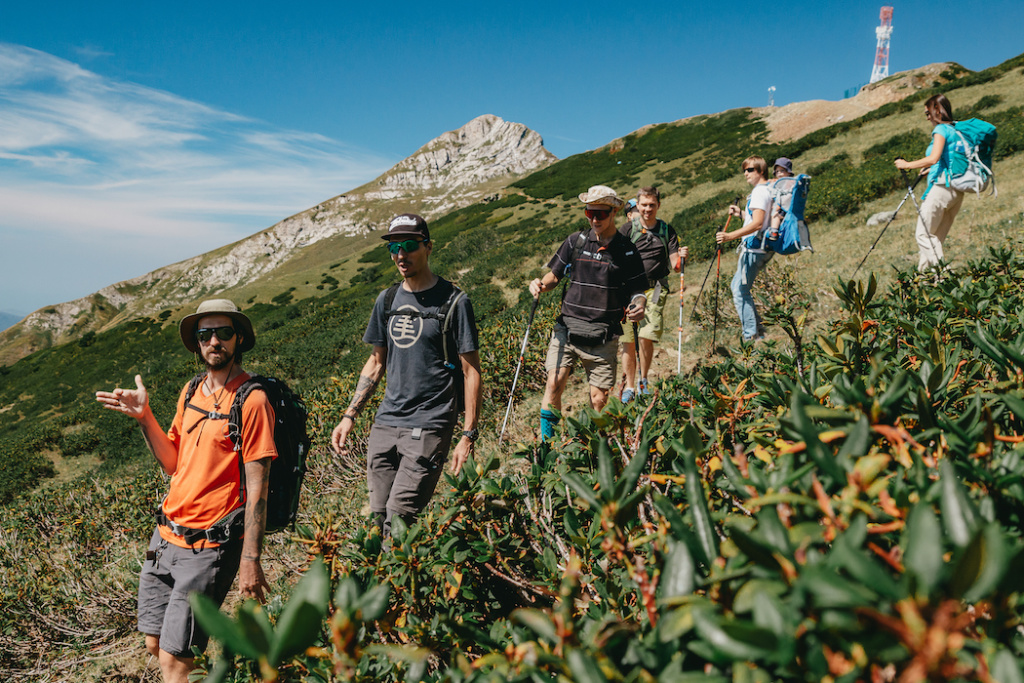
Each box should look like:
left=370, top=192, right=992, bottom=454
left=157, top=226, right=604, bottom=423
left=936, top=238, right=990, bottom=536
left=870, top=6, right=894, bottom=83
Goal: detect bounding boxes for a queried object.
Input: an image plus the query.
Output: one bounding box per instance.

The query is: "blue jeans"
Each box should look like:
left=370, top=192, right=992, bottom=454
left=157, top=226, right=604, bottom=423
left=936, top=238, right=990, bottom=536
left=730, top=244, right=773, bottom=340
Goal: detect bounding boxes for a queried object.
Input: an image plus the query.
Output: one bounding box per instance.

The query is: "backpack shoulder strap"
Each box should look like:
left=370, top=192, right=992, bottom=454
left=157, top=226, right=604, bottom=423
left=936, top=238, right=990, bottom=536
left=183, top=373, right=230, bottom=432
left=382, top=283, right=403, bottom=318
left=225, top=375, right=271, bottom=508
left=227, top=376, right=265, bottom=449
left=566, top=231, right=589, bottom=275
left=438, top=281, right=465, bottom=370
left=184, top=373, right=205, bottom=403
left=629, top=217, right=645, bottom=244
left=560, top=231, right=590, bottom=302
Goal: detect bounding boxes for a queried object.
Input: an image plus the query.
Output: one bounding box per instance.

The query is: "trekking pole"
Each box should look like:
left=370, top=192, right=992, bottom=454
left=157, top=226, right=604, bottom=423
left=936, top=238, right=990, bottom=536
left=688, top=256, right=718, bottom=322
left=689, top=195, right=741, bottom=322
left=851, top=169, right=925, bottom=279
left=498, top=296, right=540, bottom=445
left=899, top=168, right=945, bottom=269
left=632, top=321, right=644, bottom=394
left=711, top=244, right=722, bottom=350
left=677, top=260, right=685, bottom=374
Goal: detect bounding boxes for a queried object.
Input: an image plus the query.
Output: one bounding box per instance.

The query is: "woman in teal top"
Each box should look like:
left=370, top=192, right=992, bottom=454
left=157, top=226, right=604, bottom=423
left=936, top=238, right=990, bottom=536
left=895, top=94, right=964, bottom=272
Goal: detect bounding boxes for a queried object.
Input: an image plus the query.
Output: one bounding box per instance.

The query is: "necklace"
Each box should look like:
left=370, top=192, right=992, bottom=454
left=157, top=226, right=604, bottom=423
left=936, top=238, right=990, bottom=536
left=205, top=365, right=236, bottom=411
left=205, top=378, right=227, bottom=410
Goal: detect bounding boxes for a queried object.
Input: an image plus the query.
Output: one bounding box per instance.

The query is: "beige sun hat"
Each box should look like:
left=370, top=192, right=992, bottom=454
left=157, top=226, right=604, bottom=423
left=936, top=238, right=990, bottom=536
left=179, top=299, right=256, bottom=354
left=577, top=185, right=626, bottom=209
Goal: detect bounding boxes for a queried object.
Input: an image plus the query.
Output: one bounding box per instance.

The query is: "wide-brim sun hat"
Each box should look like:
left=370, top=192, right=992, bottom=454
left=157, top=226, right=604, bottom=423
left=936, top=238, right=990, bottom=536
left=179, top=299, right=256, bottom=354
left=577, top=185, right=626, bottom=210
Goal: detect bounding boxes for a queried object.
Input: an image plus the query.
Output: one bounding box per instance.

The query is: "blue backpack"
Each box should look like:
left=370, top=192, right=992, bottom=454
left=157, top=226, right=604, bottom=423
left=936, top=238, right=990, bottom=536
left=945, top=118, right=997, bottom=195
left=758, top=174, right=813, bottom=255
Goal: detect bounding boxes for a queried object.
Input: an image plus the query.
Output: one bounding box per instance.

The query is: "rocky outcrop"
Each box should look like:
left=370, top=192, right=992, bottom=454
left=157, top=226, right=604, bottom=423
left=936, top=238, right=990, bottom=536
left=0, top=115, right=556, bottom=360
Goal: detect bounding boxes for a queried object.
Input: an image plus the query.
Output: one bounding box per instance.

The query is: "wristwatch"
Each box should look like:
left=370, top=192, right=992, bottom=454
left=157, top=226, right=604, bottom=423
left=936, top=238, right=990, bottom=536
left=462, top=429, right=479, bottom=443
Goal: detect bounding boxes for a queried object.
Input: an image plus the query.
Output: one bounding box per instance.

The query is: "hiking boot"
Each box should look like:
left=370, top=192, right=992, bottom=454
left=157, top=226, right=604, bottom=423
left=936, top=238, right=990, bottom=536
left=622, top=388, right=635, bottom=404
left=639, top=381, right=652, bottom=395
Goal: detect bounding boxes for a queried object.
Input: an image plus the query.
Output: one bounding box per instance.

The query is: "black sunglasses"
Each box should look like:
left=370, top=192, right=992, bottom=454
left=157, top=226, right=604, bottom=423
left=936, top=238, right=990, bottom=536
left=743, top=167, right=757, bottom=173
left=196, top=326, right=236, bottom=343
left=585, top=208, right=612, bottom=220
left=386, top=239, right=426, bottom=254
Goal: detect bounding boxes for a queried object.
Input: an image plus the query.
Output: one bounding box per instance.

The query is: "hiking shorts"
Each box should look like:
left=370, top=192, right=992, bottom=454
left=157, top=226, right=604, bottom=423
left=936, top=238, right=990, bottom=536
left=366, top=423, right=455, bottom=521
left=137, top=527, right=242, bottom=657
left=619, top=285, right=668, bottom=344
left=545, top=323, right=618, bottom=390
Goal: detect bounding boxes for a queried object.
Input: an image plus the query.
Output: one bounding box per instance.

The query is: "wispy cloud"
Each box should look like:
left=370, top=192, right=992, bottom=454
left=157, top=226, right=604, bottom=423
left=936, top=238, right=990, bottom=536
left=0, top=43, right=394, bottom=311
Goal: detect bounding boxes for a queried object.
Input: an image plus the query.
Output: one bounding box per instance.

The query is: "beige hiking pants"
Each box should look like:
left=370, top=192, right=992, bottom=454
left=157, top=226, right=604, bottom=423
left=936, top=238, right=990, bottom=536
left=915, top=184, right=964, bottom=272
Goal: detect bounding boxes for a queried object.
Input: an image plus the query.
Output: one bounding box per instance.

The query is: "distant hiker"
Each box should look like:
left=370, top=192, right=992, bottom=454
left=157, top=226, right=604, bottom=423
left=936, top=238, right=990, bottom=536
left=894, top=94, right=964, bottom=271
left=625, top=198, right=640, bottom=222
left=769, top=157, right=794, bottom=239
left=617, top=186, right=688, bottom=402
left=96, top=300, right=277, bottom=683
left=529, top=185, right=648, bottom=439
left=331, top=213, right=481, bottom=536
left=716, top=156, right=774, bottom=342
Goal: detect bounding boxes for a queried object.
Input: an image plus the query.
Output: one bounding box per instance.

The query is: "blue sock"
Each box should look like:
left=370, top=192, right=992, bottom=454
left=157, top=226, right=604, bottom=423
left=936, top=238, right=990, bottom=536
left=540, top=409, right=560, bottom=441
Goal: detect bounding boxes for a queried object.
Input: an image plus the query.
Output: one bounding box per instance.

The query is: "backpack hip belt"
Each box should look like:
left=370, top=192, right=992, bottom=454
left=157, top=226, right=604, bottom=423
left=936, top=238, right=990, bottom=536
left=156, top=505, right=245, bottom=546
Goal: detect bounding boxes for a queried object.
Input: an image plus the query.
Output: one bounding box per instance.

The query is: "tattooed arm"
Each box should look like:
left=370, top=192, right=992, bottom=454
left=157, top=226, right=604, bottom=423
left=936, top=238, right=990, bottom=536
left=238, top=456, right=272, bottom=602
left=331, top=345, right=387, bottom=454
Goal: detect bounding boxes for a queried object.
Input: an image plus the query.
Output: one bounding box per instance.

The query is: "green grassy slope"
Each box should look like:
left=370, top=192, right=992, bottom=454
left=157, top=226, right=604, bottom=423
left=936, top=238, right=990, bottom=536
left=1, top=53, right=1023, bottom=679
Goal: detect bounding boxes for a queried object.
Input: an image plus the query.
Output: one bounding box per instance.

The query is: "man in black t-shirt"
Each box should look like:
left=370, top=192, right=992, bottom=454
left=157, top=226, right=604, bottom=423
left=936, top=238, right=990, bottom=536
left=332, top=213, right=481, bottom=536
left=529, top=185, right=648, bottom=440
left=618, top=186, right=688, bottom=401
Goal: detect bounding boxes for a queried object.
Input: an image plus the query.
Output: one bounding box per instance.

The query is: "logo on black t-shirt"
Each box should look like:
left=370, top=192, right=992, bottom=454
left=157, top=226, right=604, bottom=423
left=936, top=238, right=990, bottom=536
left=388, top=305, right=423, bottom=348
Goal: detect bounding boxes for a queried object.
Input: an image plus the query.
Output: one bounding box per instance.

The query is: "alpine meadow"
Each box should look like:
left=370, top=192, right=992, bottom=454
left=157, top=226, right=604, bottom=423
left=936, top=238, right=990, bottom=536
left=2, top=53, right=1024, bottom=682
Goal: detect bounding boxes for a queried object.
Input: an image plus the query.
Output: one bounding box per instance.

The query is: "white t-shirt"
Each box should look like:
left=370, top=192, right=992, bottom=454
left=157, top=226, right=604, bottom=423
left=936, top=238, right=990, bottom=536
left=742, top=183, right=773, bottom=249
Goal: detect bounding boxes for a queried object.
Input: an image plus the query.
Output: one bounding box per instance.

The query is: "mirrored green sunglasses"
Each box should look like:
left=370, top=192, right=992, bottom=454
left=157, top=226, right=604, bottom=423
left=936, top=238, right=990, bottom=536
left=386, top=239, right=426, bottom=254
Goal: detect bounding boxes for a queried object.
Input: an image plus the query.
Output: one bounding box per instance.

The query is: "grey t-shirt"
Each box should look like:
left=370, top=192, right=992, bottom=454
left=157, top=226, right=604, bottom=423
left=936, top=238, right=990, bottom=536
left=364, top=278, right=478, bottom=429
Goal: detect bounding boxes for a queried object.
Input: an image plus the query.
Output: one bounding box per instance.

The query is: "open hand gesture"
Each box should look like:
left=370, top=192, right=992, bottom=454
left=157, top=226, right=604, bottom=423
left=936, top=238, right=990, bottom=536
left=96, top=374, right=149, bottom=419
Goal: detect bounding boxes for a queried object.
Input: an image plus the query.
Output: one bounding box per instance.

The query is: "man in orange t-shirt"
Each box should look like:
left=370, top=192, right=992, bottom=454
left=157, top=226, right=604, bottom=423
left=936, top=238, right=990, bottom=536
left=96, top=299, right=277, bottom=683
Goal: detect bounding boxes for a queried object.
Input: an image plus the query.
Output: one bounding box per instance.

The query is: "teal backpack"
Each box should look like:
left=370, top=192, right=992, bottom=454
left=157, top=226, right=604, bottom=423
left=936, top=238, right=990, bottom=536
left=945, top=118, right=997, bottom=195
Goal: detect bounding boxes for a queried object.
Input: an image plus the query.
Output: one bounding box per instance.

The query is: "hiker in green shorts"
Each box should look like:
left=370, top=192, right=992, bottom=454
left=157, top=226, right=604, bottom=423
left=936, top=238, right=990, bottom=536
left=529, top=185, right=649, bottom=440
left=618, top=186, right=687, bottom=402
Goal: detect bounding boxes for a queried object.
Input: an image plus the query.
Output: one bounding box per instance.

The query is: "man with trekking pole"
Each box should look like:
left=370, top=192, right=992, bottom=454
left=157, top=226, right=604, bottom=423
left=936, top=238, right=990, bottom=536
left=96, top=300, right=277, bottom=683
left=617, top=186, right=688, bottom=402
left=331, top=213, right=482, bottom=537
left=528, top=185, right=648, bottom=440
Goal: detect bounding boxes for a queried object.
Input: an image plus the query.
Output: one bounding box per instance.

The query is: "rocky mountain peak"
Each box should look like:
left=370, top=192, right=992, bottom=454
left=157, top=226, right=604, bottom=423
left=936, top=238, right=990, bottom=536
left=0, top=115, right=556, bottom=363
left=376, top=114, right=555, bottom=192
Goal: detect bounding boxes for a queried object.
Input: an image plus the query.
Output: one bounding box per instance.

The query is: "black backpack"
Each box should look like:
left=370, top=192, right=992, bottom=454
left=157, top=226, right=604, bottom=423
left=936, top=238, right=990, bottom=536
left=383, top=280, right=466, bottom=412
left=184, top=374, right=310, bottom=534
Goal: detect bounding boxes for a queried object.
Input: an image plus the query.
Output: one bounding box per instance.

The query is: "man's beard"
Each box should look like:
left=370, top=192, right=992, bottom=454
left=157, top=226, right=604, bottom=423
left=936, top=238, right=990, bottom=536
left=204, top=347, right=237, bottom=371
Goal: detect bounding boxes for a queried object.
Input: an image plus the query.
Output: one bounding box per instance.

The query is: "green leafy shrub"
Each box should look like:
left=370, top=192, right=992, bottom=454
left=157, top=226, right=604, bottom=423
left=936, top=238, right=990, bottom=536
left=180, top=243, right=1024, bottom=682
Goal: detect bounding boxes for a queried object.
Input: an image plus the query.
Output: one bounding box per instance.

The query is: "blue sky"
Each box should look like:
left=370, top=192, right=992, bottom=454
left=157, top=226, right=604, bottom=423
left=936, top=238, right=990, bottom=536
left=2, top=0, right=1022, bottom=317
